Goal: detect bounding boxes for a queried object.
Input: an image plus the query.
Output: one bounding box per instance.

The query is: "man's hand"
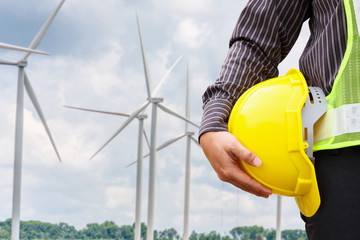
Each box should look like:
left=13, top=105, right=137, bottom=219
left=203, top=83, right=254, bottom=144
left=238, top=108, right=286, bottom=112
left=200, top=131, right=272, bottom=198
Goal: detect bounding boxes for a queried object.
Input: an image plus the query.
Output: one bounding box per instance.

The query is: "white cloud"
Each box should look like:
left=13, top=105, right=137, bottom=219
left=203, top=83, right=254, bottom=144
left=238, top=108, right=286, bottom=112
left=173, top=19, right=211, bottom=49
left=153, top=0, right=214, bottom=16
left=105, top=186, right=135, bottom=209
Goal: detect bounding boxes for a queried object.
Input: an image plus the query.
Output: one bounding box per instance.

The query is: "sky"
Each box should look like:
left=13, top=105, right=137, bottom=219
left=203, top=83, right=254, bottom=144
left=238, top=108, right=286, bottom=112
left=0, top=0, right=311, bottom=236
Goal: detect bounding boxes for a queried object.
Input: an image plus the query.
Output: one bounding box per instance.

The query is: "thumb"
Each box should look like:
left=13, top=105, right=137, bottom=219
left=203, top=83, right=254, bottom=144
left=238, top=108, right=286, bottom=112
left=230, top=139, right=262, bottom=167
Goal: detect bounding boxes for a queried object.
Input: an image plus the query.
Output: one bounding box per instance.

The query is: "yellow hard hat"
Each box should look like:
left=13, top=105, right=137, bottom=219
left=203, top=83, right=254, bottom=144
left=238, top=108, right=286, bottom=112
left=228, top=69, right=327, bottom=217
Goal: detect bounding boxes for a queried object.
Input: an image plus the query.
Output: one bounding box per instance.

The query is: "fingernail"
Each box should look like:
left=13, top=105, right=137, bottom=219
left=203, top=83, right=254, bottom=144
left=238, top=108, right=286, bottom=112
left=253, top=157, right=262, bottom=167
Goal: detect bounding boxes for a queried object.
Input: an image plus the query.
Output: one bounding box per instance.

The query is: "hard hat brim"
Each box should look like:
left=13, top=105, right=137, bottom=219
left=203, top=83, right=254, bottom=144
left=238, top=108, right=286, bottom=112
left=294, top=167, right=321, bottom=217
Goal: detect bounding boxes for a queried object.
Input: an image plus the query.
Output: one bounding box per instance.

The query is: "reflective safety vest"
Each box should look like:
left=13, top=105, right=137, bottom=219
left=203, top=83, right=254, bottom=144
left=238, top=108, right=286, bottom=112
left=314, top=0, right=360, bottom=151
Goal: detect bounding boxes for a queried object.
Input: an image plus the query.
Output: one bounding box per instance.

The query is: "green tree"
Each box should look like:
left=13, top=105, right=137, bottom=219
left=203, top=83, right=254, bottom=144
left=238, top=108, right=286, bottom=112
left=101, top=221, right=120, bottom=239
left=221, top=234, right=233, bottom=240
left=230, top=226, right=265, bottom=240
left=264, top=229, right=276, bottom=240
left=0, top=219, right=11, bottom=239
left=119, top=224, right=134, bottom=239
left=81, top=223, right=106, bottom=239
left=189, top=230, right=199, bottom=240
left=198, top=230, right=221, bottom=240
left=282, top=229, right=308, bottom=240
left=20, top=220, right=47, bottom=239
left=58, top=222, right=82, bottom=239
left=0, top=219, right=309, bottom=240
left=141, top=222, right=147, bottom=240
left=158, top=228, right=180, bottom=240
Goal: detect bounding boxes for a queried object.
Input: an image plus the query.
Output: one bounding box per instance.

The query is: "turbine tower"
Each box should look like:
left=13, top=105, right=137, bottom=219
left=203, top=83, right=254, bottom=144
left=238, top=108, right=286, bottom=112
left=276, top=196, right=282, bottom=240
left=89, top=13, right=198, bottom=240
left=0, top=1, right=65, bottom=240
left=64, top=105, right=149, bottom=240
left=182, top=63, right=200, bottom=240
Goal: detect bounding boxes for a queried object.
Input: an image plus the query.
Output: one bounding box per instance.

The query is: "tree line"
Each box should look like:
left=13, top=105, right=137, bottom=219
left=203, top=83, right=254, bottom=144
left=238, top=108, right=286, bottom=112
left=0, top=219, right=307, bottom=240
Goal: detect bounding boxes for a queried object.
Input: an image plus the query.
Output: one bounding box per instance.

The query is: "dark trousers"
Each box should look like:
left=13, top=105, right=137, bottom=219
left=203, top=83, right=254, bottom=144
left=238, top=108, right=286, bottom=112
left=301, top=146, right=360, bottom=240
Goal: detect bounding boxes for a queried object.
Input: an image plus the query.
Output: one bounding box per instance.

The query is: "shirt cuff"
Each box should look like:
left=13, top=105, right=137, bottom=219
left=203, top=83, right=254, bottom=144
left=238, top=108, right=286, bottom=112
left=198, top=98, right=234, bottom=139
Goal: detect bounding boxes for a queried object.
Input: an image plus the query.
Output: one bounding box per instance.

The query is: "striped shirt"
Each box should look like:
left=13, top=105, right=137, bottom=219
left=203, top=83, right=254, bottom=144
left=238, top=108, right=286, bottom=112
left=199, top=0, right=347, bottom=137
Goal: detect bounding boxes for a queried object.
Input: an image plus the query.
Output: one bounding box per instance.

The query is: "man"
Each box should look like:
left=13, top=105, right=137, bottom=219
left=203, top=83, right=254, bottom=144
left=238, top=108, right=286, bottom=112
left=199, top=0, right=360, bottom=239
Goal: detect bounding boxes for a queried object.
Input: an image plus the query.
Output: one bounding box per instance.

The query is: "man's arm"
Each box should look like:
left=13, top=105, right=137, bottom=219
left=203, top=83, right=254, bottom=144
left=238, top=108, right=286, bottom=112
left=199, top=0, right=311, bottom=197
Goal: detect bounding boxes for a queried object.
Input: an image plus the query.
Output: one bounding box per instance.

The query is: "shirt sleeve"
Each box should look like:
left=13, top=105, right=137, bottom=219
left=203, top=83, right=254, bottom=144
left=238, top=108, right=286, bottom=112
left=199, top=0, right=311, bottom=138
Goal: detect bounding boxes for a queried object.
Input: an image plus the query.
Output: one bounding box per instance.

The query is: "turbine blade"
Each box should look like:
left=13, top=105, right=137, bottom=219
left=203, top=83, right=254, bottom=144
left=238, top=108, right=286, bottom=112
left=64, top=105, right=130, bottom=117
left=0, top=42, right=49, bottom=55
left=154, top=133, right=187, bottom=151
left=185, top=62, right=190, bottom=131
left=136, top=11, right=152, bottom=99
left=157, top=103, right=199, bottom=128
left=22, top=0, right=65, bottom=61
left=143, top=129, right=150, bottom=150
left=152, top=55, right=183, bottom=97
left=24, top=72, right=62, bottom=162
left=191, top=136, right=201, bottom=147
left=0, top=58, right=17, bottom=65
left=125, top=159, right=138, bottom=168
left=185, top=62, right=190, bottom=119
left=90, top=101, right=150, bottom=160
left=126, top=133, right=187, bottom=168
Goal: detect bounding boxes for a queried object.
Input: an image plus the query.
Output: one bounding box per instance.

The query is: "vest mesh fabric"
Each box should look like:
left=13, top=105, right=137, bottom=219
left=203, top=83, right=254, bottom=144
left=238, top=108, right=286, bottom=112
left=314, top=0, right=360, bottom=150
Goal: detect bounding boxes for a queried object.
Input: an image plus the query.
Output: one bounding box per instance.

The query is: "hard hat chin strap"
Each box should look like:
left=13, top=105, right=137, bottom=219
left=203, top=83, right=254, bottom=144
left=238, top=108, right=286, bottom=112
left=301, top=87, right=328, bottom=163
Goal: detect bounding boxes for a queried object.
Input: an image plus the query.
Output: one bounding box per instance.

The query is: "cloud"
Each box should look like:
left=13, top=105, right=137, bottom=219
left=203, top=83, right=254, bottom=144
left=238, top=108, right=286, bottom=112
left=105, top=186, right=135, bottom=210
left=173, top=19, right=211, bottom=49
left=153, top=0, right=214, bottom=16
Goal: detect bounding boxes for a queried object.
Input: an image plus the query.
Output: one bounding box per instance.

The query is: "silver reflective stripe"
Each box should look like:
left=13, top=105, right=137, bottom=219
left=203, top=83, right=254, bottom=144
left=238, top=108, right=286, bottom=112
left=354, top=0, right=360, bottom=35
left=301, top=87, right=327, bottom=160
left=314, top=103, right=360, bottom=142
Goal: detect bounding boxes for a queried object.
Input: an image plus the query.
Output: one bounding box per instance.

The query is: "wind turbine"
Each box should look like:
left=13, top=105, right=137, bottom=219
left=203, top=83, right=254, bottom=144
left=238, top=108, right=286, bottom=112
left=64, top=105, right=149, bottom=240
left=88, top=13, right=198, bottom=240
left=0, top=1, right=65, bottom=240
left=126, top=63, right=200, bottom=240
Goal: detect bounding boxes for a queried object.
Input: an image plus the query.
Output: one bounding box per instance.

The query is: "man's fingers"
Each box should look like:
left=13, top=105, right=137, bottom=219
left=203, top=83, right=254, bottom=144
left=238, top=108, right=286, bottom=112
left=230, top=139, right=262, bottom=167
left=227, top=168, right=272, bottom=198
left=200, top=131, right=272, bottom=198
left=224, top=138, right=272, bottom=197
